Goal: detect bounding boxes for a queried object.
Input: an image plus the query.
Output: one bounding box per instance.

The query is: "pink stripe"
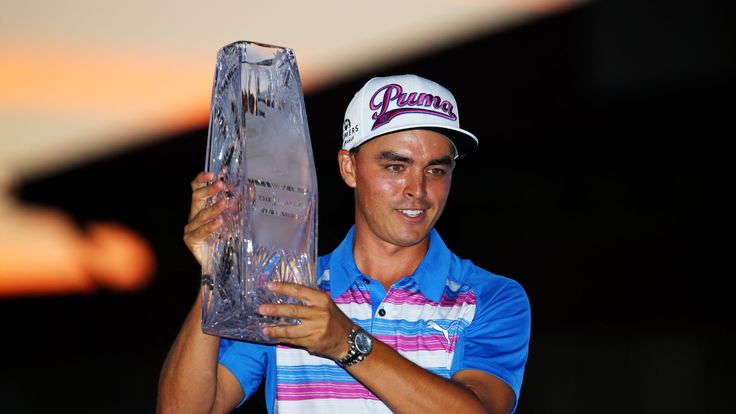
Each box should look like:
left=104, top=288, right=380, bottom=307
left=382, top=289, right=429, bottom=305
left=277, top=381, right=379, bottom=401
left=383, top=288, right=476, bottom=306
left=334, top=288, right=370, bottom=305
left=374, top=333, right=457, bottom=353
left=439, top=291, right=476, bottom=306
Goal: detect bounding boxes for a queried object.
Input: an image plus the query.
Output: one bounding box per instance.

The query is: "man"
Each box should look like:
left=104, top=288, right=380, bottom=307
left=158, top=74, right=531, bottom=414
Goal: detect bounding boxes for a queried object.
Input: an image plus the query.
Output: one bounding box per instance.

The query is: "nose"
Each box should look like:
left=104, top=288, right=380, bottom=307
left=403, top=168, right=426, bottom=199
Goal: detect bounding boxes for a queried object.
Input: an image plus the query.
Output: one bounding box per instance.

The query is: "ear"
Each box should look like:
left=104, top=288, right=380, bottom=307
left=337, top=149, right=357, bottom=188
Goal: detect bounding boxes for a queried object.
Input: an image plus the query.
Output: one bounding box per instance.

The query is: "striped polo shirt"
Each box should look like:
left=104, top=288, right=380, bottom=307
left=218, top=226, right=530, bottom=413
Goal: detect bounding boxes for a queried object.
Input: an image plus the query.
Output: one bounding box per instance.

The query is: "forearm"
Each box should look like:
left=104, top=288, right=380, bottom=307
left=346, top=340, right=501, bottom=414
left=157, top=292, right=221, bottom=414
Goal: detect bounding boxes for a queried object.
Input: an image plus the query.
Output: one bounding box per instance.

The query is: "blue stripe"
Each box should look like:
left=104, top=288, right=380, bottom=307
left=277, top=363, right=452, bottom=383
left=350, top=318, right=471, bottom=333
left=438, top=283, right=473, bottom=299
left=426, top=367, right=452, bottom=378
left=366, top=318, right=471, bottom=336
left=277, top=364, right=355, bottom=384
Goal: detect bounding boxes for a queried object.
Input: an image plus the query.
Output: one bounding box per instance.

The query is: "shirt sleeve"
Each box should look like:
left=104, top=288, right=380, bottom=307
left=218, top=338, right=271, bottom=406
left=457, top=278, right=531, bottom=412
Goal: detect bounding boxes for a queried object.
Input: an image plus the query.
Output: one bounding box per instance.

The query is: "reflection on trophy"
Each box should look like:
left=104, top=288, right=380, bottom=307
left=201, top=41, right=318, bottom=344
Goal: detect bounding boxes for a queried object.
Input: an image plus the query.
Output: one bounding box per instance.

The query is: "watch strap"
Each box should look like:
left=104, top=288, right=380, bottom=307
left=336, top=327, right=371, bottom=367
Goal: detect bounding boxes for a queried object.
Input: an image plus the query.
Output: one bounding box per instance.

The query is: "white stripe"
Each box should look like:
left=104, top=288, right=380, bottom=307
left=277, top=347, right=336, bottom=367
left=277, top=338, right=456, bottom=371
left=398, top=349, right=455, bottom=370
left=276, top=397, right=392, bottom=414
left=318, top=268, right=330, bottom=283
left=335, top=302, right=373, bottom=320
left=446, top=278, right=463, bottom=292
left=379, top=301, right=475, bottom=323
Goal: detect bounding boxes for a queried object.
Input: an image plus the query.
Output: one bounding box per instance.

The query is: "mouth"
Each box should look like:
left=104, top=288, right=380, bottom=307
left=397, top=209, right=426, bottom=219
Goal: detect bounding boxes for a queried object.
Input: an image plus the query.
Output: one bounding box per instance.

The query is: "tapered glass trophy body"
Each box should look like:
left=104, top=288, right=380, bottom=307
left=201, top=41, right=317, bottom=344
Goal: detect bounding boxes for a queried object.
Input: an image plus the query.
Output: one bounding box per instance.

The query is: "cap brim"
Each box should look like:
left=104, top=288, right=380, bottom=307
left=356, top=124, right=478, bottom=158
left=422, top=126, right=478, bottom=158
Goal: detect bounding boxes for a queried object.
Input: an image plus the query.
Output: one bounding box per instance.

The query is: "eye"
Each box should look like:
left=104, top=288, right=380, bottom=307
left=386, top=164, right=404, bottom=173
left=427, top=167, right=447, bottom=176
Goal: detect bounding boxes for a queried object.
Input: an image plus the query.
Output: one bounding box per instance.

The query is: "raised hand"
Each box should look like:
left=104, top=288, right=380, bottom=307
left=183, top=171, right=227, bottom=265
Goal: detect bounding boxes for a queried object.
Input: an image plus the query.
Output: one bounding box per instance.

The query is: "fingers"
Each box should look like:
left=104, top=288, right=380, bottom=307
left=191, top=171, right=215, bottom=190
left=184, top=171, right=225, bottom=264
left=264, top=282, right=327, bottom=306
left=184, top=199, right=227, bottom=250
left=258, top=283, right=354, bottom=358
left=183, top=214, right=224, bottom=245
left=258, top=301, right=323, bottom=320
left=258, top=302, right=320, bottom=342
left=189, top=179, right=225, bottom=222
left=259, top=304, right=330, bottom=345
left=257, top=285, right=328, bottom=340
left=182, top=214, right=223, bottom=265
left=187, top=198, right=227, bottom=230
left=262, top=324, right=311, bottom=340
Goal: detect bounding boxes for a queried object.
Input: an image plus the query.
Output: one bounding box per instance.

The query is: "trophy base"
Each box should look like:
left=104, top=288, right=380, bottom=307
left=201, top=283, right=302, bottom=344
left=203, top=312, right=300, bottom=344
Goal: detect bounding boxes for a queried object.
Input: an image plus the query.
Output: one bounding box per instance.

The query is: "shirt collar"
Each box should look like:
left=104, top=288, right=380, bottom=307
left=327, top=226, right=452, bottom=303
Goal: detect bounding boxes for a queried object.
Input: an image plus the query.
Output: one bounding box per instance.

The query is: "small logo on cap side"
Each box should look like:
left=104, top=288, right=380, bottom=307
left=342, top=118, right=359, bottom=145
left=370, top=84, right=457, bottom=131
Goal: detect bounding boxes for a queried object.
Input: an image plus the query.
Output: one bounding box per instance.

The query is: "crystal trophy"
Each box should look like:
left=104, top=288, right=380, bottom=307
left=201, top=41, right=318, bottom=343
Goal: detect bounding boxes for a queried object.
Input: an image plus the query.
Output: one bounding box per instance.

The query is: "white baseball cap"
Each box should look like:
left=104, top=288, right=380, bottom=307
left=341, top=74, right=478, bottom=158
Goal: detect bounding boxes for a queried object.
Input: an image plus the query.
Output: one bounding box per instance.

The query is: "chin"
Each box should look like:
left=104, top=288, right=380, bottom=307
left=390, top=230, right=431, bottom=247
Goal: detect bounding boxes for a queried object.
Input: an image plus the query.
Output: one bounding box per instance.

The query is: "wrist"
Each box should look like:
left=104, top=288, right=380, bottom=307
left=335, top=326, right=373, bottom=368
left=334, top=333, right=352, bottom=361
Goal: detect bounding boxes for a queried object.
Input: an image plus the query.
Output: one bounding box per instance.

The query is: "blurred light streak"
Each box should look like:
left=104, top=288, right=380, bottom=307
left=0, top=181, right=156, bottom=297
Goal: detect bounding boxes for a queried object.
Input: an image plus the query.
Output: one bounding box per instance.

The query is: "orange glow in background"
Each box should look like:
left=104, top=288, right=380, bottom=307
left=0, top=201, right=156, bottom=297
left=0, top=0, right=586, bottom=297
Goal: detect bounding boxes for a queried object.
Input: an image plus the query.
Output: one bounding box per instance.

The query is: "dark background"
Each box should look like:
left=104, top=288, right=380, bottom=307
left=4, top=0, right=735, bottom=412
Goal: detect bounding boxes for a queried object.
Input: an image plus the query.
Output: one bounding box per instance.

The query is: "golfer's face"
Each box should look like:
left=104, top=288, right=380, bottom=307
left=350, top=129, right=455, bottom=248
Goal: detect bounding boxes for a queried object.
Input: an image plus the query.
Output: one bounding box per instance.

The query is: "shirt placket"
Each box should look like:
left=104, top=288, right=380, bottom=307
left=358, top=275, right=388, bottom=333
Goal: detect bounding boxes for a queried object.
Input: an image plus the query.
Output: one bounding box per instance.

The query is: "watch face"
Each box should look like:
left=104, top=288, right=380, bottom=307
left=354, top=332, right=372, bottom=353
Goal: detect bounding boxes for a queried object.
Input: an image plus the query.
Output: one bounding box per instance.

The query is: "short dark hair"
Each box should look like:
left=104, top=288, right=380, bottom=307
left=347, top=135, right=458, bottom=159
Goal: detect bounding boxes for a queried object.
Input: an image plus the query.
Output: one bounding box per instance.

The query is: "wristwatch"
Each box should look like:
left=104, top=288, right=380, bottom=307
left=335, top=327, right=373, bottom=367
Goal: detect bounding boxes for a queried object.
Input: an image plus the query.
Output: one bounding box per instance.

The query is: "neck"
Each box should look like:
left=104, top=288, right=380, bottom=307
left=352, top=226, right=430, bottom=291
